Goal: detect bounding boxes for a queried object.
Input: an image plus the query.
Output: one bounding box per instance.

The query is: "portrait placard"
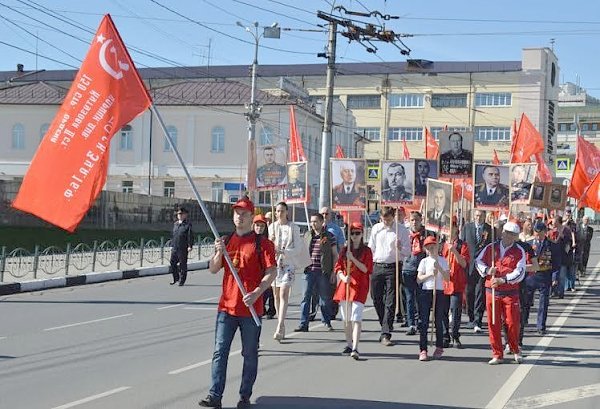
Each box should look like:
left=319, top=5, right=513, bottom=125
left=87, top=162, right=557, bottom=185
left=330, top=158, right=367, bottom=211
left=283, top=161, right=308, bottom=204
left=509, top=163, right=538, bottom=204
left=438, top=130, right=475, bottom=178
left=545, top=183, right=568, bottom=210
left=256, top=144, right=288, bottom=191
left=380, top=160, right=414, bottom=206
left=414, top=159, right=438, bottom=197
left=424, top=179, right=454, bottom=237
left=473, top=163, right=510, bottom=211
left=528, top=181, right=547, bottom=208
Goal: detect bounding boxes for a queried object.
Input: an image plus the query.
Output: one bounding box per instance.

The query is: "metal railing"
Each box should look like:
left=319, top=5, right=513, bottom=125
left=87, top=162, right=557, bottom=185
left=0, top=236, right=216, bottom=283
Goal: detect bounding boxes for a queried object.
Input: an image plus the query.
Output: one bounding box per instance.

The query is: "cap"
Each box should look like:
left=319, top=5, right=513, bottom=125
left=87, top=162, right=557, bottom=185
left=499, top=213, right=509, bottom=222
left=503, top=221, right=520, bottom=234
left=350, top=222, right=363, bottom=231
left=423, top=236, right=437, bottom=246
left=232, top=196, right=255, bottom=213
left=264, top=211, right=272, bottom=220
left=533, top=221, right=547, bottom=232
left=253, top=214, right=268, bottom=225
left=177, top=206, right=188, bottom=214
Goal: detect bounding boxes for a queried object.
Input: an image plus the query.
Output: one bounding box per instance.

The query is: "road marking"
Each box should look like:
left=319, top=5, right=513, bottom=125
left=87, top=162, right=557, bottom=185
left=44, top=313, right=133, bottom=331
left=50, top=386, right=130, bottom=409
left=183, top=307, right=215, bottom=311
left=157, top=296, right=218, bottom=310
left=504, top=383, right=600, bottom=409
left=192, top=296, right=218, bottom=303
left=485, top=271, right=598, bottom=409
left=0, top=336, right=6, bottom=340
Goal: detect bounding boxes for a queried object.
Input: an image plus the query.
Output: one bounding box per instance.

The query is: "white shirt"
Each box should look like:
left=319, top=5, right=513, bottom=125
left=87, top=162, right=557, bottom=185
left=268, top=221, right=303, bottom=268
left=418, top=256, right=449, bottom=291
left=367, top=221, right=411, bottom=263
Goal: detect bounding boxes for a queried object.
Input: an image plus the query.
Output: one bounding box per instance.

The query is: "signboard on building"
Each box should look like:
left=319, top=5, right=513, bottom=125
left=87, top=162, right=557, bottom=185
left=555, top=157, right=571, bottom=172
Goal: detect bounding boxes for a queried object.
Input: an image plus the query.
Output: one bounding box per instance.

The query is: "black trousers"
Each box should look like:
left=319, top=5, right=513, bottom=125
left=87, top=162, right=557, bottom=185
left=169, top=250, right=188, bottom=284
left=263, top=288, right=276, bottom=317
left=370, top=264, right=396, bottom=338
left=466, top=267, right=485, bottom=326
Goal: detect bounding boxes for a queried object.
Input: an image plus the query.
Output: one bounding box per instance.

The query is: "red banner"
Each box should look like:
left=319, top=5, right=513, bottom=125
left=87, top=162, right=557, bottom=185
left=492, top=149, right=500, bottom=165
left=335, top=144, right=346, bottom=159
left=579, top=172, right=600, bottom=211
left=12, top=15, right=152, bottom=232
left=289, top=105, right=306, bottom=162
left=568, top=135, right=600, bottom=200
left=511, top=113, right=544, bottom=163
left=424, top=127, right=439, bottom=160
left=402, top=137, right=411, bottom=160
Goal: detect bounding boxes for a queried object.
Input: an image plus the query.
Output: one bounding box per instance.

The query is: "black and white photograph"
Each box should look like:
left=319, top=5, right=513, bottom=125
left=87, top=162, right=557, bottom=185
left=425, top=179, right=453, bottom=237
left=510, top=163, right=537, bottom=204
left=546, top=183, right=568, bottom=210
left=283, top=161, right=308, bottom=204
left=529, top=182, right=547, bottom=207
left=473, top=163, right=510, bottom=210
left=439, top=130, right=474, bottom=178
left=414, top=159, right=438, bottom=197
left=256, top=144, right=287, bottom=190
left=380, top=160, right=414, bottom=206
left=330, top=158, right=367, bottom=211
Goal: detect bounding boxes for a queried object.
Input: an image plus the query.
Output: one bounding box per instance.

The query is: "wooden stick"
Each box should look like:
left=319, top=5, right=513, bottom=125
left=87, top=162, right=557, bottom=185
left=430, top=269, right=437, bottom=346
left=345, top=219, right=352, bottom=324
left=491, top=213, right=496, bottom=325
left=394, top=208, right=405, bottom=319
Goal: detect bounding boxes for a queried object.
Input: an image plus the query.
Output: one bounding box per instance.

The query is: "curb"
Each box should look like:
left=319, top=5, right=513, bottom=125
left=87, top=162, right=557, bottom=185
left=0, top=261, right=209, bottom=296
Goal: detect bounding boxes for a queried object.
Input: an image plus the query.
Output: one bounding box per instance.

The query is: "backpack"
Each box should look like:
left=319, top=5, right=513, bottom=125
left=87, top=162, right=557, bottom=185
left=223, top=232, right=265, bottom=272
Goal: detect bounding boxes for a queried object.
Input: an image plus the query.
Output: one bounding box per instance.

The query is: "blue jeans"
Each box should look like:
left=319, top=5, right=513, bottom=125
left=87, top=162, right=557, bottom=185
left=209, top=312, right=261, bottom=400
left=402, top=272, right=421, bottom=328
left=300, top=271, right=333, bottom=327
left=418, top=290, right=448, bottom=351
left=564, top=264, right=576, bottom=291
left=554, top=265, right=569, bottom=297
left=443, top=293, right=463, bottom=341
left=524, top=273, right=551, bottom=331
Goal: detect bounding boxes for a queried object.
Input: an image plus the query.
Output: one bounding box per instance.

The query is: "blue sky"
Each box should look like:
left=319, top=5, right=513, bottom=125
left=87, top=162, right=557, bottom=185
left=2, top=0, right=600, bottom=94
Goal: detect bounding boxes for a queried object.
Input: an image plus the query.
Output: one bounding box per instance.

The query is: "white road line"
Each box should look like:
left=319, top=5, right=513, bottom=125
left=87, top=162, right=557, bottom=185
left=183, top=307, right=215, bottom=311
left=0, top=336, right=6, bottom=340
left=192, top=296, right=218, bottom=303
left=50, top=386, right=130, bottom=409
left=503, top=382, right=600, bottom=409
left=44, top=313, right=133, bottom=331
left=157, top=296, right=218, bottom=310
left=485, top=271, right=598, bottom=409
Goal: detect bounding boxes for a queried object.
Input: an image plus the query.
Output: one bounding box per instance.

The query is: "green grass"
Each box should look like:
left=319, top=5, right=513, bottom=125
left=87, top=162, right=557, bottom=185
left=0, top=226, right=174, bottom=253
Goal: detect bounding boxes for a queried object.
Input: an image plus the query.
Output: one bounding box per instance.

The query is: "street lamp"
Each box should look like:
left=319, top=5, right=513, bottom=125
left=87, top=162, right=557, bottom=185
left=237, top=21, right=280, bottom=192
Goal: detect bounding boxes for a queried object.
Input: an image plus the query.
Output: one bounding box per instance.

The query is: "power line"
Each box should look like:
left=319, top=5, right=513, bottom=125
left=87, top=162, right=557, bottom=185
left=0, top=40, right=79, bottom=69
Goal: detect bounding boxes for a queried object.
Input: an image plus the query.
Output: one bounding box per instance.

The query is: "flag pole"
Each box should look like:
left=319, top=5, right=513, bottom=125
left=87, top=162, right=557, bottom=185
left=394, top=207, right=405, bottom=320
left=303, top=202, right=310, bottom=228
left=490, top=212, right=496, bottom=326
left=151, top=104, right=261, bottom=326
left=345, top=218, right=352, bottom=325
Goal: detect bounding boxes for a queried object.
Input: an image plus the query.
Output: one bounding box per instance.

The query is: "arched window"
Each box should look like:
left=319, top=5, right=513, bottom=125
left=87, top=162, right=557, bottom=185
left=40, top=123, right=50, bottom=142
left=211, top=126, right=225, bottom=153
left=164, top=125, right=177, bottom=151
left=12, top=124, right=25, bottom=149
left=259, top=126, right=273, bottom=146
left=120, top=124, right=133, bottom=150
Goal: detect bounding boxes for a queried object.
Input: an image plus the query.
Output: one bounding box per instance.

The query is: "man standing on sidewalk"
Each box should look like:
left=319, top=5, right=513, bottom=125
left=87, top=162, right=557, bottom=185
left=169, top=206, right=194, bottom=286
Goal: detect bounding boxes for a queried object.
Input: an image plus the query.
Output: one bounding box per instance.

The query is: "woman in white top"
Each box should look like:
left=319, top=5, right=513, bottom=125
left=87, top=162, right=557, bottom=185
left=268, top=202, right=307, bottom=341
left=416, top=236, right=450, bottom=361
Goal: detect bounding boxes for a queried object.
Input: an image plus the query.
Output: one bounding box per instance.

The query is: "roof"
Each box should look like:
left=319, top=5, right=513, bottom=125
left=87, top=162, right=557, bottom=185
left=0, top=60, right=523, bottom=83
left=0, top=81, right=68, bottom=105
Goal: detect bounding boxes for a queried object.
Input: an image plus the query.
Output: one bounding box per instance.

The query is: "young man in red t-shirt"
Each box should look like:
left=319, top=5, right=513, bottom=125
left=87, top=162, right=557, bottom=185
left=199, top=197, right=277, bottom=409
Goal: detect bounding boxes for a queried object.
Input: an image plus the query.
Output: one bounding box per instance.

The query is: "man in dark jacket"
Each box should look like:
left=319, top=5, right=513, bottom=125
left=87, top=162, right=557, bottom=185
left=169, top=206, right=194, bottom=286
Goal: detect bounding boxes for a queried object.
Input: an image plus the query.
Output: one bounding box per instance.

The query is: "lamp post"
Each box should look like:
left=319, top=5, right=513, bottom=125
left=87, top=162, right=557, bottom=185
left=237, top=21, right=280, bottom=194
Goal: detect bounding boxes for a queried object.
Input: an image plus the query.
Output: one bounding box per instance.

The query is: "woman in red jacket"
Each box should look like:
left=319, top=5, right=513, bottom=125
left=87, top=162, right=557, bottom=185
left=333, top=222, right=373, bottom=360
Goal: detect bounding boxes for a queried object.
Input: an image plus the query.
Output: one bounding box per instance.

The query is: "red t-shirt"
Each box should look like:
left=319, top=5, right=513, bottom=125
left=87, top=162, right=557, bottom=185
left=441, top=240, right=470, bottom=295
left=333, top=245, right=373, bottom=304
left=218, top=232, right=276, bottom=317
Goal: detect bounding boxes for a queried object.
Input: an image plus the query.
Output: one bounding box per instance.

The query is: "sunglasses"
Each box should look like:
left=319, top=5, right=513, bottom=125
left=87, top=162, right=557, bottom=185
left=350, top=231, right=362, bottom=236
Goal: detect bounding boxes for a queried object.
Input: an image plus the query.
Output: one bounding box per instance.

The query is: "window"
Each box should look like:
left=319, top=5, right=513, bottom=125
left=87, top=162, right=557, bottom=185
left=582, top=123, right=590, bottom=131
left=163, top=181, right=175, bottom=197
left=558, top=123, right=568, bottom=132
left=12, top=124, right=25, bottom=149
left=122, top=180, right=133, bottom=193
left=475, top=92, right=512, bottom=107
left=356, top=127, right=381, bottom=141
left=119, top=124, right=133, bottom=150
left=593, top=124, right=598, bottom=131
left=389, top=93, right=424, bottom=108
left=474, top=127, right=511, bottom=141
left=431, top=93, right=468, bottom=108
left=388, top=127, right=423, bottom=141
left=259, top=126, right=273, bottom=146
left=346, top=94, right=381, bottom=109
left=164, top=126, right=177, bottom=151
left=258, top=191, right=272, bottom=205
left=211, top=126, right=225, bottom=153
left=40, top=123, right=50, bottom=142
left=430, top=127, right=469, bottom=140
left=211, top=182, right=224, bottom=202
left=569, top=123, right=577, bottom=131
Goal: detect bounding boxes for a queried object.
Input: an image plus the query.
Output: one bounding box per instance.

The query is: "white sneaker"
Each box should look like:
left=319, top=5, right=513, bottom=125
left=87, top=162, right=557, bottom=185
left=465, top=321, right=475, bottom=329
left=504, top=344, right=512, bottom=355
left=488, top=357, right=503, bottom=365
left=474, top=325, right=483, bottom=333
left=514, top=353, right=523, bottom=364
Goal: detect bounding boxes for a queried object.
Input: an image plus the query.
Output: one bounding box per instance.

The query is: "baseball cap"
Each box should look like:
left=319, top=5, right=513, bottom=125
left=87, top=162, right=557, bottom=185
left=423, top=236, right=437, bottom=246
left=499, top=213, right=509, bottom=222
left=533, top=221, right=547, bottom=232
left=232, top=196, right=255, bottom=213
left=253, top=214, right=268, bottom=225
left=503, top=221, right=520, bottom=234
left=350, top=222, right=364, bottom=231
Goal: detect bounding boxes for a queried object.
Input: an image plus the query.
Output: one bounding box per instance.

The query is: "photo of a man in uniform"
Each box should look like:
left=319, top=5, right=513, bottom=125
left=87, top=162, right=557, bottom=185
left=425, top=179, right=453, bottom=235
left=381, top=160, right=413, bottom=205
left=415, top=159, right=438, bottom=197
left=510, top=164, right=536, bottom=203
left=256, top=145, right=287, bottom=188
left=439, top=131, right=474, bottom=177
left=529, top=182, right=546, bottom=206
left=331, top=159, right=366, bottom=209
left=284, top=162, right=307, bottom=203
left=474, top=164, right=510, bottom=208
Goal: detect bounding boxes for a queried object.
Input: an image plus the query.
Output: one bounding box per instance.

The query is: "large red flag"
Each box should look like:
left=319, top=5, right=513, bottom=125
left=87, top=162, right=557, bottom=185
left=424, top=127, right=438, bottom=159
left=12, top=15, right=152, bottom=232
left=568, top=135, right=600, bottom=200
left=511, top=113, right=544, bottom=163
left=579, top=171, right=600, bottom=211
left=492, top=149, right=501, bottom=165
left=509, top=118, right=519, bottom=159
left=335, top=144, right=346, bottom=158
left=534, top=153, right=553, bottom=183
left=288, top=105, right=306, bottom=162
left=453, top=178, right=474, bottom=202
left=402, top=137, right=411, bottom=160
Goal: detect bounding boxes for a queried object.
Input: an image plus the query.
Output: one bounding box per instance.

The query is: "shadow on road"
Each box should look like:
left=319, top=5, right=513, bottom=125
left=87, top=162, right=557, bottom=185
left=253, top=396, right=476, bottom=408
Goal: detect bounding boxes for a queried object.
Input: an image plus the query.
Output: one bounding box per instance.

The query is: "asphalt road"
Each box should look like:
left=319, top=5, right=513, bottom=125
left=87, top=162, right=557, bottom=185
left=1, top=240, right=599, bottom=409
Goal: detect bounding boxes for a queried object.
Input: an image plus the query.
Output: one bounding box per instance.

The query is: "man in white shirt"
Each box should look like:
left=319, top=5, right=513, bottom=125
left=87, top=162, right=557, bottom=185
left=368, top=206, right=411, bottom=346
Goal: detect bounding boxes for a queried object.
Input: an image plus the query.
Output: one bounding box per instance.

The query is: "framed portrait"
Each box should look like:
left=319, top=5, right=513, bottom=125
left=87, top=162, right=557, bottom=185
left=414, top=159, right=438, bottom=197
left=256, top=144, right=288, bottom=191
left=424, top=179, right=453, bottom=237
left=509, top=163, right=538, bottom=204
left=528, top=182, right=547, bottom=208
left=546, top=184, right=568, bottom=210
left=438, top=130, right=475, bottom=178
left=380, top=160, right=414, bottom=206
left=330, top=158, right=367, bottom=211
left=283, top=161, right=308, bottom=204
left=473, top=163, right=510, bottom=211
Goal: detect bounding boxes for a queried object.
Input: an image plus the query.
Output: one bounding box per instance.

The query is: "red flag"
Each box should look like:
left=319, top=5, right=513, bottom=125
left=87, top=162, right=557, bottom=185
left=12, top=15, right=152, bottom=232
left=492, top=149, right=501, bottom=165
left=424, top=127, right=438, bottom=160
left=568, top=135, right=600, bottom=199
left=509, top=119, right=519, bottom=159
left=335, top=144, right=346, bottom=158
left=453, top=178, right=474, bottom=202
left=579, top=171, right=600, bottom=211
left=534, top=153, right=553, bottom=183
left=511, top=113, right=544, bottom=163
left=288, top=105, right=306, bottom=162
left=402, top=137, right=411, bottom=160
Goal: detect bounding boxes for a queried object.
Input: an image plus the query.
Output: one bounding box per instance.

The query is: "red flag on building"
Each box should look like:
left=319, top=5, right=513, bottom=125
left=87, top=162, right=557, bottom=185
left=579, top=171, right=600, bottom=211
left=288, top=105, right=306, bottom=162
left=424, top=127, right=438, bottom=159
left=511, top=113, right=544, bottom=163
left=568, top=135, right=600, bottom=200
left=335, top=144, right=346, bottom=158
left=492, top=149, right=501, bottom=165
left=12, top=15, right=152, bottom=232
left=402, top=137, right=411, bottom=160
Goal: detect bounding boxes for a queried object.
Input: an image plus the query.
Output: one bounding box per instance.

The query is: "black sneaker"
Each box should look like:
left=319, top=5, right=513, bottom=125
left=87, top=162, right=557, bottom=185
left=406, top=326, right=417, bottom=336
left=294, top=325, right=309, bottom=332
left=351, top=349, right=360, bottom=360
left=237, top=397, right=251, bottom=409
left=454, top=338, right=464, bottom=349
left=199, top=395, right=222, bottom=408
left=324, top=323, right=334, bottom=331
left=342, top=346, right=352, bottom=356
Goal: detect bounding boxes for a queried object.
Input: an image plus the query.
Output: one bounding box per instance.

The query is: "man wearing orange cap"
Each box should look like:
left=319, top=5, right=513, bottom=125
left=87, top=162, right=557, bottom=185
left=200, top=197, right=277, bottom=409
